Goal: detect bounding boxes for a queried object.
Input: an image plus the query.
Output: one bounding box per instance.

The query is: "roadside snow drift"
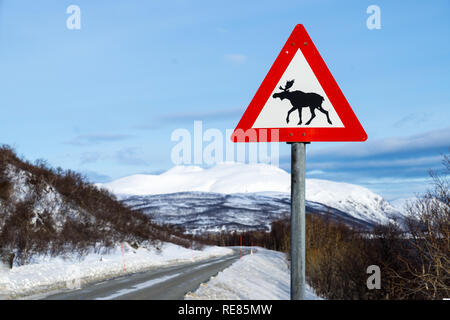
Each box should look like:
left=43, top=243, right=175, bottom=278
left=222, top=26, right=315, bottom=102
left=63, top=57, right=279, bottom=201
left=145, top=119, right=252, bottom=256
left=185, top=248, right=321, bottom=300
left=0, top=243, right=232, bottom=299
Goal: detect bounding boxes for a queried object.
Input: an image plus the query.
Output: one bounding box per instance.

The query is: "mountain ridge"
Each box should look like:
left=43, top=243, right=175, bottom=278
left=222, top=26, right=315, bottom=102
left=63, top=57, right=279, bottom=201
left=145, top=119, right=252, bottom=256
left=99, top=162, right=405, bottom=228
left=121, top=191, right=375, bottom=234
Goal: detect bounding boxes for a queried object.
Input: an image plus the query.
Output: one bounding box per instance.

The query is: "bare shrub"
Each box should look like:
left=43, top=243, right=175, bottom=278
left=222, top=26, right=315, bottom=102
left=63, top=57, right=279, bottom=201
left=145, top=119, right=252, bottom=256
left=0, top=145, right=199, bottom=265
left=394, top=154, right=450, bottom=299
left=0, top=180, right=12, bottom=200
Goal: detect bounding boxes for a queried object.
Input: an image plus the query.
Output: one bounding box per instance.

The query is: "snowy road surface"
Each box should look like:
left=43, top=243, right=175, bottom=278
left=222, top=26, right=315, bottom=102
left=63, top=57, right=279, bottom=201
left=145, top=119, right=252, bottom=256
left=41, top=249, right=246, bottom=300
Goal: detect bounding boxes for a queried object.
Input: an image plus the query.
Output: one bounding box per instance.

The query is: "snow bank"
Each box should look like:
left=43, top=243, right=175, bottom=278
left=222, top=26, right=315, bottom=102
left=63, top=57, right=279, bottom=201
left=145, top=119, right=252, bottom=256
left=0, top=242, right=232, bottom=299
left=185, top=247, right=321, bottom=300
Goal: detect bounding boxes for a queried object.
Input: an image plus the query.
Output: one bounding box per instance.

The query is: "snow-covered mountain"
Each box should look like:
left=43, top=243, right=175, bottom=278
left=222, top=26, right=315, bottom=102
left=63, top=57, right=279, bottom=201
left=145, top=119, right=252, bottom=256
left=99, top=162, right=404, bottom=231
left=101, top=162, right=290, bottom=195
left=390, top=197, right=415, bottom=213
left=122, top=192, right=374, bottom=234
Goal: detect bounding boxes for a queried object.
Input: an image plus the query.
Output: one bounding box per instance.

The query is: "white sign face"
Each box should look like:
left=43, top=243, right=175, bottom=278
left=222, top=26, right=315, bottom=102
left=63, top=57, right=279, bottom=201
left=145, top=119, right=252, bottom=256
left=252, top=49, right=344, bottom=129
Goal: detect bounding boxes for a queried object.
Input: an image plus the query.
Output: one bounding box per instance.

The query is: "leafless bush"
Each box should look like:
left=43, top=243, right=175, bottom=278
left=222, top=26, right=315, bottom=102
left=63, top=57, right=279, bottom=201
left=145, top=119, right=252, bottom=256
left=393, top=154, right=450, bottom=299
left=0, top=145, right=199, bottom=266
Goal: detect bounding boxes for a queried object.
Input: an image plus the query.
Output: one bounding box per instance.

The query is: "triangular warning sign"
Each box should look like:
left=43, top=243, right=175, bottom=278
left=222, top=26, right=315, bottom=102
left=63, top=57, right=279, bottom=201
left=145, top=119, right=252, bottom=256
left=231, top=24, right=367, bottom=143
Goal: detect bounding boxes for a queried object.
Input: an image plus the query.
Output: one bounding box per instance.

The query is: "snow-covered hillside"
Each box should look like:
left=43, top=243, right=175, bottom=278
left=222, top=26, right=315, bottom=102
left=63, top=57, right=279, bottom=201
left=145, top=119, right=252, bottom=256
left=0, top=148, right=203, bottom=271
left=122, top=192, right=373, bottom=234
left=306, top=179, right=402, bottom=225
left=0, top=164, right=79, bottom=233
left=100, top=162, right=404, bottom=226
left=390, top=197, right=415, bottom=213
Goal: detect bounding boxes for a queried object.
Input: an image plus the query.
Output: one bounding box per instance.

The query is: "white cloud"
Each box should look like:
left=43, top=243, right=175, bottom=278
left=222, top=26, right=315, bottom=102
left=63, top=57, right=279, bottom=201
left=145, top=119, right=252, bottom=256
left=216, top=27, right=228, bottom=33
left=224, top=53, right=247, bottom=64
left=307, top=170, right=326, bottom=175
left=66, top=133, right=133, bottom=146
left=308, top=126, right=450, bottom=159
left=307, top=155, right=442, bottom=170
left=115, top=147, right=149, bottom=166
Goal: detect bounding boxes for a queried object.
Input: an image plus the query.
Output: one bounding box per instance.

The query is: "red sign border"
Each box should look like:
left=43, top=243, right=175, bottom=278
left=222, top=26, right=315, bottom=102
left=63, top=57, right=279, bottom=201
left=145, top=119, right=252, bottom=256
left=231, top=24, right=367, bottom=143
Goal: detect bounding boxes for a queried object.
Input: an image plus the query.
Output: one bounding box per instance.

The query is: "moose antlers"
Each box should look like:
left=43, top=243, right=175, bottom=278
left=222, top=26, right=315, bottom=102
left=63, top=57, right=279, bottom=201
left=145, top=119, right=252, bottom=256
left=279, top=80, right=295, bottom=91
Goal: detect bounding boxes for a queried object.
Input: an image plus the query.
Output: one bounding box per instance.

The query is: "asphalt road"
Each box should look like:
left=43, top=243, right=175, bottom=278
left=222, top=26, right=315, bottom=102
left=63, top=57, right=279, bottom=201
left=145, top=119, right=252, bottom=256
left=42, top=249, right=245, bottom=300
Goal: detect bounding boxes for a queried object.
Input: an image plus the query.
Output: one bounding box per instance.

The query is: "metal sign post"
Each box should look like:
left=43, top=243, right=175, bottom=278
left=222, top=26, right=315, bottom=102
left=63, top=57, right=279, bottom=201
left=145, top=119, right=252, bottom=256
left=230, top=24, right=367, bottom=300
left=290, top=142, right=307, bottom=300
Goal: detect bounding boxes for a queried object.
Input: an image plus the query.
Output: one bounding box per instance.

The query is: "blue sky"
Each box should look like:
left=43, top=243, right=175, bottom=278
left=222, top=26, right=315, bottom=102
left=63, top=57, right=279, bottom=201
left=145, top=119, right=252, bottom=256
left=0, top=0, right=449, bottom=200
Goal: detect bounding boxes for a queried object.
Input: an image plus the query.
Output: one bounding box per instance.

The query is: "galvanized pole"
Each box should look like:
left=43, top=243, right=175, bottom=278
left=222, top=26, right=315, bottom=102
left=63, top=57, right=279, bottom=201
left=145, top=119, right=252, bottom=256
left=290, top=142, right=306, bottom=300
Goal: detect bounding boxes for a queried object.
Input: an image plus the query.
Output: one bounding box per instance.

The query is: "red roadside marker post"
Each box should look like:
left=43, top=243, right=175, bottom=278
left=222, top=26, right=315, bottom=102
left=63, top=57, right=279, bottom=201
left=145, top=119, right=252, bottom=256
left=240, top=235, right=242, bottom=259
left=231, top=24, right=367, bottom=300
left=121, top=242, right=127, bottom=273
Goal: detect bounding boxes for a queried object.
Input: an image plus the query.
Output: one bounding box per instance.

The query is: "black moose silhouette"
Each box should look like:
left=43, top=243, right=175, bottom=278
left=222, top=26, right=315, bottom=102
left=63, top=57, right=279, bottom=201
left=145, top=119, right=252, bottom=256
left=272, top=80, right=332, bottom=125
